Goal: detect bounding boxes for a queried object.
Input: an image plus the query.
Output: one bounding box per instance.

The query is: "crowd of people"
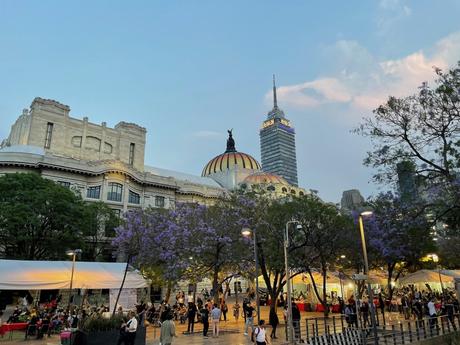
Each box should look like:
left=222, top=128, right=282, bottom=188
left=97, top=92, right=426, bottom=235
left=338, top=287, right=460, bottom=331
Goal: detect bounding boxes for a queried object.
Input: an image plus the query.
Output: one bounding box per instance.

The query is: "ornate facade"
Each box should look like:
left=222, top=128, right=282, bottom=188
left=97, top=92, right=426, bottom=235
left=0, top=98, right=223, bottom=214
left=0, top=97, right=308, bottom=215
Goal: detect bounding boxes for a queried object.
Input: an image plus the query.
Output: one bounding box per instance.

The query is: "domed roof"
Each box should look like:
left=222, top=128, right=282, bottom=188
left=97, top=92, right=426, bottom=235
left=202, top=130, right=261, bottom=177
left=244, top=172, right=289, bottom=185
left=202, top=152, right=261, bottom=176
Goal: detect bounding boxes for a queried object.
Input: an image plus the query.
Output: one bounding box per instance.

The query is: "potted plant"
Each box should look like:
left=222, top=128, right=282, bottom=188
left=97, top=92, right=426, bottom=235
left=78, top=315, right=146, bottom=345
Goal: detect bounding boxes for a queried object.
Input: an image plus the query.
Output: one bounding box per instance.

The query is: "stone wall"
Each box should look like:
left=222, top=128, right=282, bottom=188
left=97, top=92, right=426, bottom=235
left=6, top=98, right=147, bottom=171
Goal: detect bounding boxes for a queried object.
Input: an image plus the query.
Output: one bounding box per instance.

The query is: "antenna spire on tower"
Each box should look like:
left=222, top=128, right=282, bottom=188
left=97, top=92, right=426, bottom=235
left=273, top=74, right=278, bottom=108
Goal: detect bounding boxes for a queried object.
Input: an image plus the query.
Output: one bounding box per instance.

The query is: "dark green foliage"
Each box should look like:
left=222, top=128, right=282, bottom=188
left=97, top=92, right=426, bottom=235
left=0, top=173, right=86, bottom=260
left=81, top=315, right=124, bottom=332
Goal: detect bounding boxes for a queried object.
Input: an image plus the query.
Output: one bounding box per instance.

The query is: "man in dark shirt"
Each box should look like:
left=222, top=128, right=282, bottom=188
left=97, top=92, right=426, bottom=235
left=200, top=305, right=209, bottom=337
left=244, top=303, right=255, bottom=335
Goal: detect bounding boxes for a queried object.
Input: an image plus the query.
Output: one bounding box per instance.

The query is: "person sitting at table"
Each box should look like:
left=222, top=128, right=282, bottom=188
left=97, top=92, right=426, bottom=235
left=7, top=306, right=21, bottom=323
left=26, top=312, right=39, bottom=337
left=37, top=314, right=50, bottom=339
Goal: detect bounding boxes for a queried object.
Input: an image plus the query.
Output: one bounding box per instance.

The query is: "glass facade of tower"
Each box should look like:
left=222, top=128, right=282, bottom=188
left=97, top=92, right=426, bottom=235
left=260, top=117, right=298, bottom=186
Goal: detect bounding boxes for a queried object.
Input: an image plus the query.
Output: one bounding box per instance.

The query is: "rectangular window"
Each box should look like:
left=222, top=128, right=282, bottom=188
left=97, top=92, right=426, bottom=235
left=155, top=196, right=165, bottom=208
left=57, top=181, right=70, bottom=189
left=129, top=190, right=140, bottom=204
left=129, top=143, right=135, bottom=165
left=86, top=186, right=101, bottom=199
left=44, top=122, right=54, bottom=149
left=107, top=182, right=123, bottom=202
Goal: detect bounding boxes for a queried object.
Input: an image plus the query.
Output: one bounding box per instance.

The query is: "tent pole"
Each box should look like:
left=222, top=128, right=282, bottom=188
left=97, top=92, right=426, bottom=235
left=112, top=256, right=131, bottom=318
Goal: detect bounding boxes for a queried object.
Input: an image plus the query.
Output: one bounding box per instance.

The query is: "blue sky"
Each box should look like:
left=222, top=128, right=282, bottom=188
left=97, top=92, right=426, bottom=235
left=1, top=0, right=460, bottom=202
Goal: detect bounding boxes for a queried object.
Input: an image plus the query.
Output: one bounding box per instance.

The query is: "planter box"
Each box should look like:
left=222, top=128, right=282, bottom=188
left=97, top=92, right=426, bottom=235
left=72, top=327, right=146, bottom=345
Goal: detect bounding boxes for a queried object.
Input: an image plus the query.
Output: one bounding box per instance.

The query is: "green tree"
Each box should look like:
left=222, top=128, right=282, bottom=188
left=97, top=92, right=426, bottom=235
left=240, top=190, right=352, bottom=316
left=0, top=173, right=86, bottom=260
left=81, top=201, right=120, bottom=261
left=355, top=62, right=460, bottom=268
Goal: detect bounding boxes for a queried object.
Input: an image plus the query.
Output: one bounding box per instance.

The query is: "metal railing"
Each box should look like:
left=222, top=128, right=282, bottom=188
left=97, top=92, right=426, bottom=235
left=299, top=313, right=460, bottom=345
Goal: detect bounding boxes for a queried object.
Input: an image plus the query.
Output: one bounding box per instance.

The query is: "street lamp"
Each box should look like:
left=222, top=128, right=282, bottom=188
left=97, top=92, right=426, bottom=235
left=337, top=255, right=346, bottom=299
left=285, top=220, right=302, bottom=345
left=358, top=212, right=378, bottom=345
left=242, top=227, right=260, bottom=323
left=427, top=253, right=445, bottom=299
left=66, top=249, right=82, bottom=308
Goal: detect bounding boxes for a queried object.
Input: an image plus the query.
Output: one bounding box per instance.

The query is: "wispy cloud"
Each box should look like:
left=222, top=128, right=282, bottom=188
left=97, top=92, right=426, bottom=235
left=267, top=32, right=460, bottom=112
left=376, top=0, right=412, bottom=35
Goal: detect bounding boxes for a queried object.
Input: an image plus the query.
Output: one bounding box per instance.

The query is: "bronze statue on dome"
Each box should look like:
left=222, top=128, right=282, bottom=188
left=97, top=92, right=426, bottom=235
left=226, top=129, right=236, bottom=152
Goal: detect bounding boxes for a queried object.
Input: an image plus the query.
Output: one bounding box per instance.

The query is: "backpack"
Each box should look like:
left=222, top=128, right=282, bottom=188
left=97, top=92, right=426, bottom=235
left=251, top=326, right=260, bottom=342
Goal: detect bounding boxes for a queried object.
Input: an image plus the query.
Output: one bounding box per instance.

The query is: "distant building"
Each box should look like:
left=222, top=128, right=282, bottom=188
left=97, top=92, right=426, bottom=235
left=396, top=161, right=419, bottom=202
left=259, top=76, right=298, bottom=186
left=341, top=189, right=365, bottom=211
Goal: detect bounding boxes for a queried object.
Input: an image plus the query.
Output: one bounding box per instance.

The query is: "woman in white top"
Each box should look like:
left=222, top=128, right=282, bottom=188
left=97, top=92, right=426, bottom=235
left=253, top=319, right=269, bottom=345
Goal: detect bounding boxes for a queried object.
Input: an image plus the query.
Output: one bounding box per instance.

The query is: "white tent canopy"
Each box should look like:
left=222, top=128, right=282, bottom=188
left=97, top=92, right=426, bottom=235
left=0, top=260, right=149, bottom=290
left=399, top=269, right=454, bottom=285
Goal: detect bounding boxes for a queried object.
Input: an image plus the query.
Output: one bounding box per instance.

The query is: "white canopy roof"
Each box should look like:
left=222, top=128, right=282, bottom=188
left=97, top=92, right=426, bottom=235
left=399, top=269, right=454, bottom=285
left=0, top=260, right=149, bottom=290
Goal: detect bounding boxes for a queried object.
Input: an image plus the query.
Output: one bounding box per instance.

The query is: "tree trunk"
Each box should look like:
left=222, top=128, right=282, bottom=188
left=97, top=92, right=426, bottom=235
left=112, top=257, right=130, bottom=317
left=387, top=263, right=395, bottom=300
left=164, top=281, right=172, bottom=304
left=308, top=269, right=325, bottom=307
left=213, top=267, right=219, bottom=304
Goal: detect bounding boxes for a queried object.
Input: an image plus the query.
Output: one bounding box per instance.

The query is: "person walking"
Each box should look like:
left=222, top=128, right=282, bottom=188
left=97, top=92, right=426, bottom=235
left=269, top=307, right=279, bottom=339
left=233, top=302, right=240, bottom=321
left=244, top=302, right=256, bottom=336
left=160, top=311, right=176, bottom=345
left=200, top=304, right=209, bottom=338
left=186, top=302, right=197, bottom=333
left=221, top=300, right=228, bottom=321
left=378, top=293, right=385, bottom=321
left=210, top=303, right=222, bottom=337
left=124, top=311, right=138, bottom=345
left=253, top=319, right=269, bottom=345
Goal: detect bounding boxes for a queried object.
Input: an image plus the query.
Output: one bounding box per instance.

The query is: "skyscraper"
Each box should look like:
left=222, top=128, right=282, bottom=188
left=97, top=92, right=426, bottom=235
left=259, top=76, right=298, bottom=186
left=340, top=189, right=365, bottom=211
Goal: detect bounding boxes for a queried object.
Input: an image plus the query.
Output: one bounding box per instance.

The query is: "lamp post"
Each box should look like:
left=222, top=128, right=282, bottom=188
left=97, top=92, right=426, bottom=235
left=338, top=255, right=346, bottom=299
left=66, top=249, right=82, bottom=308
left=284, top=220, right=302, bottom=345
left=242, top=227, right=260, bottom=323
left=358, top=212, right=378, bottom=345
left=428, top=254, right=445, bottom=300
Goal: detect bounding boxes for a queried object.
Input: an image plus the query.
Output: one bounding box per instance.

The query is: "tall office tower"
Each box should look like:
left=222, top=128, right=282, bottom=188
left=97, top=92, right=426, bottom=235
left=259, top=76, right=298, bottom=186
left=396, top=161, right=419, bottom=202
left=340, top=189, right=365, bottom=211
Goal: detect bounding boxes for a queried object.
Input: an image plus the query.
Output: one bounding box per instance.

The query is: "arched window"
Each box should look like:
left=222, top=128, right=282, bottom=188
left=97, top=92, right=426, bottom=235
left=267, top=185, right=275, bottom=191
left=282, top=187, right=287, bottom=193
left=129, top=190, right=140, bottom=204
left=291, top=189, right=296, bottom=195
left=299, top=191, right=304, bottom=196
left=107, top=182, right=123, bottom=202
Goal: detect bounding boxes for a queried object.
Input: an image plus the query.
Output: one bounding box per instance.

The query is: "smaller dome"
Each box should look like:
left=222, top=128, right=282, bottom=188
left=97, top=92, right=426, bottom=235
left=244, top=172, right=289, bottom=185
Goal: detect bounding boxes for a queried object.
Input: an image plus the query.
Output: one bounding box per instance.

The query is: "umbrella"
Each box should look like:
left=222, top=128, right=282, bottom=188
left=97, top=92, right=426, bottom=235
left=399, top=269, right=453, bottom=285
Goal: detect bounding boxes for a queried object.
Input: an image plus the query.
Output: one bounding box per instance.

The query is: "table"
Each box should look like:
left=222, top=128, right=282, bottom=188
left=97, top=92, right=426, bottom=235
left=0, top=322, right=28, bottom=337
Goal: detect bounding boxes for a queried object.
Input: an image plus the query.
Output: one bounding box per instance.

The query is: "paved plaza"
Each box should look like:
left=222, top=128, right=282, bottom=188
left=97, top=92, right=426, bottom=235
left=0, top=303, right=415, bottom=345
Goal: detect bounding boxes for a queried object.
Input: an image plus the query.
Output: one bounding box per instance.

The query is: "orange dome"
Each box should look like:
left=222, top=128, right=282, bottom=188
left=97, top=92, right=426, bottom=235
left=202, top=151, right=261, bottom=176
left=244, top=172, right=289, bottom=185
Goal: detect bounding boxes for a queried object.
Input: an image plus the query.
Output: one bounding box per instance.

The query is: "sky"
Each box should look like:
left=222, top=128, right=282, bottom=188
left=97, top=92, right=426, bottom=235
left=1, top=0, right=460, bottom=202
